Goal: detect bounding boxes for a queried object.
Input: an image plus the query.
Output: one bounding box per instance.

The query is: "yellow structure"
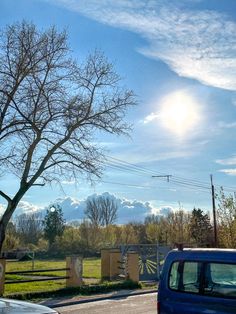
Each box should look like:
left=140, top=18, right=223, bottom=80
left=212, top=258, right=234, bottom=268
left=127, top=252, right=139, bottom=282
left=0, top=259, right=6, bottom=295
left=109, top=249, right=122, bottom=280
left=101, top=248, right=140, bottom=282
left=101, top=249, right=111, bottom=280
left=66, top=255, right=83, bottom=287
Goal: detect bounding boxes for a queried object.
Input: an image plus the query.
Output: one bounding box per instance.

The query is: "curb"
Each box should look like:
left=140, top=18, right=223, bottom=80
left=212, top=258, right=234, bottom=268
left=49, top=289, right=157, bottom=309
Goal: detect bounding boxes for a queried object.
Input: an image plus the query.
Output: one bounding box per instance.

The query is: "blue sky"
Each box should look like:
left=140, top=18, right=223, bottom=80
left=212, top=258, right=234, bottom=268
left=1, top=0, right=236, bottom=222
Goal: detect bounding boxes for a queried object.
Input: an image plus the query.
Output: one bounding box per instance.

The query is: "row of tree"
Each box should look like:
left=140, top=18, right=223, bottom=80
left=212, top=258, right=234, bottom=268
left=3, top=189, right=236, bottom=256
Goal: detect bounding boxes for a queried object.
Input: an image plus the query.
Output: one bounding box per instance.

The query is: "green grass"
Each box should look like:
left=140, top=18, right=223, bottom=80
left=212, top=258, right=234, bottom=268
left=83, top=257, right=101, bottom=279
left=5, top=280, right=66, bottom=295
left=4, top=258, right=101, bottom=296
left=6, top=280, right=142, bottom=301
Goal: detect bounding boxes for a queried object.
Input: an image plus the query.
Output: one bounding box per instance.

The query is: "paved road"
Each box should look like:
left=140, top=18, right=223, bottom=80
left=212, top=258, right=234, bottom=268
left=54, top=292, right=157, bottom=314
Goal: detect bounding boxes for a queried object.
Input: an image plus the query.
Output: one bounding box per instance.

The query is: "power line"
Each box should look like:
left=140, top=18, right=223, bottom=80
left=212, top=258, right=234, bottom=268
left=93, top=179, right=210, bottom=194
left=103, top=155, right=236, bottom=194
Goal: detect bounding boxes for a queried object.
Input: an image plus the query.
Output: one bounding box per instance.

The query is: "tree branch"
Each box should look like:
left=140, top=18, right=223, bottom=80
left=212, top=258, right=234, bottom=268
left=0, top=190, right=12, bottom=203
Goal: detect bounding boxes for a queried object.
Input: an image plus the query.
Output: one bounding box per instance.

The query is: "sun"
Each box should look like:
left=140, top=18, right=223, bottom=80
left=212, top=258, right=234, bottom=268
left=159, top=91, right=200, bottom=136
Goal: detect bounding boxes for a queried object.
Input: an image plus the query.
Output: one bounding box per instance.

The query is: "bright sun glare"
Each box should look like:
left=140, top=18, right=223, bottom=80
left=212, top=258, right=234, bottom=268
left=159, top=91, right=200, bottom=136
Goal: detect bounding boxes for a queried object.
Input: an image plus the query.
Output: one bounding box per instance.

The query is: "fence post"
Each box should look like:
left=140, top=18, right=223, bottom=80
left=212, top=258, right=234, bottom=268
left=101, top=249, right=110, bottom=281
left=109, top=249, right=121, bottom=280
left=126, top=252, right=139, bottom=282
left=0, top=258, right=6, bottom=295
left=66, top=255, right=83, bottom=287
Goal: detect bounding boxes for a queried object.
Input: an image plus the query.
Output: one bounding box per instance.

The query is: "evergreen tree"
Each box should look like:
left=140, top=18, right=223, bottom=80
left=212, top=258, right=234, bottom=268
left=43, top=204, right=65, bottom=247
left=190, top=208, right=213, bottom=246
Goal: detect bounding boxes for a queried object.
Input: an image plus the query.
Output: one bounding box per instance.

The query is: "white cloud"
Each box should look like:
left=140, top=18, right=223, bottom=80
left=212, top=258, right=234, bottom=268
left=54, top=196, right=85, bottom=221
left=117, top=197, right=152, bottom=223
left=159, top=206, right=174, bottom=216
left=216, top=156, right=236, bottom=166
left=46, top=192, right=156, bottom=223
left=61, top=180, right=76, bottom=185
left=45, top=0, right=236, bottom=91
left=216, top=157, right=236, bottom=176
left=0, top=204, right=5, bottom=216
left=0, top=201, right=42, bottom=218
left=0, top=194, right=162, bottom=222
left=151, top=205, right=174, bottom=216
left=0, top=193, right=190, bottom=222
left=15, top=201, right=41, bottom=215
left=142, top=112, right=159, bottom=124
left=219, top=168, right=236, bottom=176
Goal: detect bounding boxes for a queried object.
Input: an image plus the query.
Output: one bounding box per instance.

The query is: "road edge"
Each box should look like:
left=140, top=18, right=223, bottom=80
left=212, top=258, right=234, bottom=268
left=49, top=289, right=157, bottom=309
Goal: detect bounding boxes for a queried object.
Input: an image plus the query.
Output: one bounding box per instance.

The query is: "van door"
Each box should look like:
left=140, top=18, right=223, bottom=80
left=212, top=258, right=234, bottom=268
left=161, top=260, right=236, bottom=314
left=161, top=261, right=204, bottom=314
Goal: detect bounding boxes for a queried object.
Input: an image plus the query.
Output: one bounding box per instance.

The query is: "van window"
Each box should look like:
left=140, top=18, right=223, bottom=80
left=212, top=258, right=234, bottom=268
left=204, top=263, right=236, bottom=298
left=169, top=260, right=236, bottom=298
left=169, top=261, right=201, bottom=293
left=182, top=262, right=199, bottom=293
left=169, top=261, right=179, bottom=290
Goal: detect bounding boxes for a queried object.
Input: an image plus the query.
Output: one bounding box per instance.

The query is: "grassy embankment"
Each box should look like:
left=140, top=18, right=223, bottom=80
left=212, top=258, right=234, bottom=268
left=4, top=258, right=101, bottom=296
left=4, top=258, right=142, bottom=300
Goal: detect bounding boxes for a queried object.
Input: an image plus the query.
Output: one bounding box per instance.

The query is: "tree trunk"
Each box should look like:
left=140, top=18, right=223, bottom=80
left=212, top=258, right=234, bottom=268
left=0, top=186, right=28, bottom=254
left=0, top=202, right=17, bottom=254
left=0, top=222, right=6, bottom=254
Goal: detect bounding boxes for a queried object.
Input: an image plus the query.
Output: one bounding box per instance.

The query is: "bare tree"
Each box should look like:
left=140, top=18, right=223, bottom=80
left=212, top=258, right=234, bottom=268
left=85, top=198, right=103, bottom=227
left=85, top=194, right=117, bottom=227
left=0, top=21, right=136, bottom=252
left=217, top=188, right=236, bottom=247
left=16, top=212, right=43, bottom=245
left=100, top=196, right=117, bottom=227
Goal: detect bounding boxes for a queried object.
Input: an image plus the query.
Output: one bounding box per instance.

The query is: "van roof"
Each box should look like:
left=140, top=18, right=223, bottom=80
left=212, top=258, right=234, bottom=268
left=173, top=248, right=236, bottom=253
left=167, top=248, right=236, bottom=263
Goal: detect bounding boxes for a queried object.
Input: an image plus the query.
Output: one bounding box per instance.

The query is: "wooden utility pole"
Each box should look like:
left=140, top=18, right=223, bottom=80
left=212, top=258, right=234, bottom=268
left=210, top=174, right=218, bottom=247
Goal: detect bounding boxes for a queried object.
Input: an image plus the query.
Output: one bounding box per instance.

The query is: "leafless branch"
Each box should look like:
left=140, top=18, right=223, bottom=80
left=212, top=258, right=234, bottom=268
left=0, top=21, right=136, bottom=252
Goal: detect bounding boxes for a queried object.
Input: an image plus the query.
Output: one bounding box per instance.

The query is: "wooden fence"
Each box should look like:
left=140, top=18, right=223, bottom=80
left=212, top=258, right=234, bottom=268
left=0, top=256, right=83, bottom=295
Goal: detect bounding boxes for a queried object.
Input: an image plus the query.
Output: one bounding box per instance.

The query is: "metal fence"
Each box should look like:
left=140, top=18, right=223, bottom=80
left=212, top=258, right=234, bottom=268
left=120, top=244, right=171, bottom=281
left=5, top=267, right=70, bottom=285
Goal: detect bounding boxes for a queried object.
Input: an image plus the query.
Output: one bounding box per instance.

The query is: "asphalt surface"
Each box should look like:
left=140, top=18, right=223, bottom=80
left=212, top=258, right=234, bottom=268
left=54, top=292, right=157, bottom=313
left=41, top=289, right=157, bottom=308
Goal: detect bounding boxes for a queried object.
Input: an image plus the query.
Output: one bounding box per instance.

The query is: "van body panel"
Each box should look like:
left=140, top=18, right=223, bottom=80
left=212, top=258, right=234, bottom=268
left=158, top=249, right=236, bottom=314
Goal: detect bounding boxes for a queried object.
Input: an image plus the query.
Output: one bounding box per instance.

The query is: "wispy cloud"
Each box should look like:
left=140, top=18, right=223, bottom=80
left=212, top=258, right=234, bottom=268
left=142, top=112, right=159, bottom=124
left=61, top=180, right=76, bottom=185
left=219, top=168, right=236, bottom=176
left=216, top=156, right=236, bottom=176
left=45, top=0, right=236, bottom=91
left=216, top=156, right=236, bottom=166
left=218, top=121, right=236, bottom=129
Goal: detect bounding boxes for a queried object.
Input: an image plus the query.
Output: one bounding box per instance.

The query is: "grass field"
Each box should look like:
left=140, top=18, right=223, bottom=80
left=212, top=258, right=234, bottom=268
left=4, top=258, right=101, bottom=295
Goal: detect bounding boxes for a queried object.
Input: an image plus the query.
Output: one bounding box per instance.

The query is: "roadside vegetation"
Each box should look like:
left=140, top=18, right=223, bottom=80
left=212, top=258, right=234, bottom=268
left=4, top=187, right=236, bottom=262
left=3, top=187, right=235, bottom=298
left=4, top=257, right=140, bottom=301
left=5, top=279, right=141, bottom=301
left=5, top=258, right=101, bottom=295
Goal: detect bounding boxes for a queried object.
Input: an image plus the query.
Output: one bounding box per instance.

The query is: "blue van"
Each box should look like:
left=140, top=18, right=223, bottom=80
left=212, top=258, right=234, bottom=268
left=157, top=248, right=236, bottom=313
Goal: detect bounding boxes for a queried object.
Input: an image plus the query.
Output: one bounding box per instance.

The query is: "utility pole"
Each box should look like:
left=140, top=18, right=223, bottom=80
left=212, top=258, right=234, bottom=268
left=210, top=174, right=217, bottom=247
left=152, top=175, right=172, bottom=182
